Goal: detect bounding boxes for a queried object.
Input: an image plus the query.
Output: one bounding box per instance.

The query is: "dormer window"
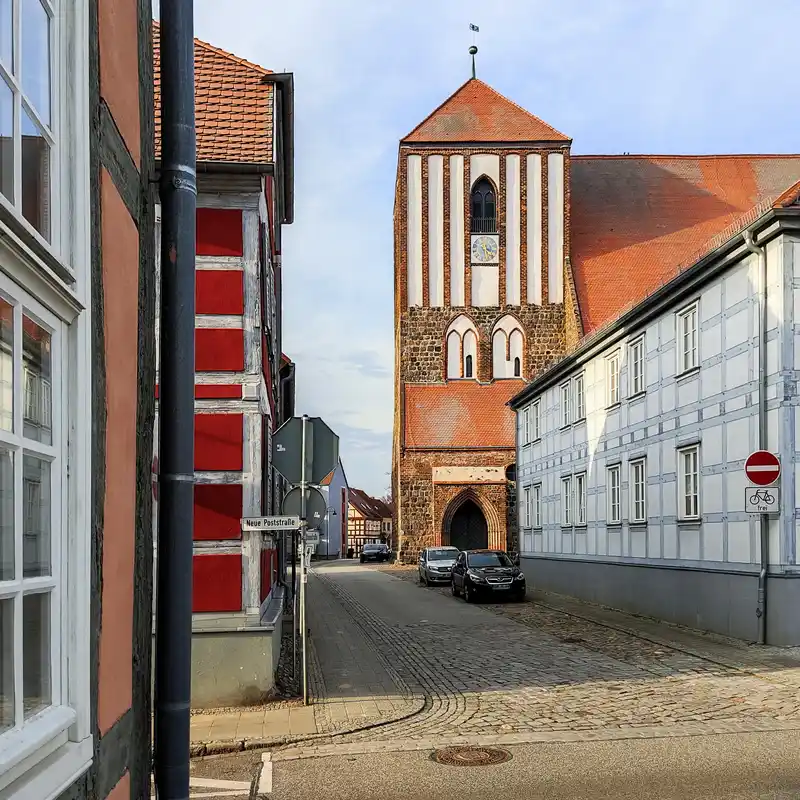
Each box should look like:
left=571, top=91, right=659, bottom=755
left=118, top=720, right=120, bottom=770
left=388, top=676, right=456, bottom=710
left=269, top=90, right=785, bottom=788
left=470, top=177, right=496, bottom=233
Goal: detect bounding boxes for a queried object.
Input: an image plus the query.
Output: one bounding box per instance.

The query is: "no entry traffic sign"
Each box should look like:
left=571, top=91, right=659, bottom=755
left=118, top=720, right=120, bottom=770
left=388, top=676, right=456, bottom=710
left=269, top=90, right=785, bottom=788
left=744, top=450, right=781, bottom=487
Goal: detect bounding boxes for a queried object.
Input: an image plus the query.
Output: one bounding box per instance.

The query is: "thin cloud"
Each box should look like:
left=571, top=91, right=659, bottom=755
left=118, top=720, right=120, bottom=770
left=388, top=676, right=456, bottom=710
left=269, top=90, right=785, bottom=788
left=166, top=0, right=799, bottom=494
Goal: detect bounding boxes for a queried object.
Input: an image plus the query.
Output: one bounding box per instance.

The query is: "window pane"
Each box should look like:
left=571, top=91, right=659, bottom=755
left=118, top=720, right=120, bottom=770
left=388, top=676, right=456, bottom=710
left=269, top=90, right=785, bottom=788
left=23, top=454, right=50, bottom=577
left=23, top=591, right=51, bottom=718
left=0, top=597, right=12, bottom=731
left=0, top=76, right=12, bottom=204
left=21, top=0, right=50, bottom=127
left=22, top=314, right=51, bottom=444
left=0, top=298, right=12, bottom=432
left=0, top=0, right=11, bottom=70
left=0, top=449, right=12, bottom=581
left=21, top=108, right=50, bottom=239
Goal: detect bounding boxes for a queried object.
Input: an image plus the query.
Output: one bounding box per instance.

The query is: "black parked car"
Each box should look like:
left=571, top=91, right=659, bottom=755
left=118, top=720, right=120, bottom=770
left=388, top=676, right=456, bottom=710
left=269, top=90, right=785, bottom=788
left=359, top=543, right=391, bottom=563
left=451, top=550, right=526, bottom=603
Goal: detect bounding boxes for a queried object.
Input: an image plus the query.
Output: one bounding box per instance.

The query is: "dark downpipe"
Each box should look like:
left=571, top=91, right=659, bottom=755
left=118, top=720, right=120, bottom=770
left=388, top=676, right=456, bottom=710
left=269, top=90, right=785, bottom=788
left=154, top=3, right=196, bottom=799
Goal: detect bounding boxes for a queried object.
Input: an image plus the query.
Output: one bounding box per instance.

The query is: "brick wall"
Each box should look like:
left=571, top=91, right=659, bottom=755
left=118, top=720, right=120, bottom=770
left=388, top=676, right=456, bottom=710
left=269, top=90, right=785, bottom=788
left=393, top=143, right=579, bottom=563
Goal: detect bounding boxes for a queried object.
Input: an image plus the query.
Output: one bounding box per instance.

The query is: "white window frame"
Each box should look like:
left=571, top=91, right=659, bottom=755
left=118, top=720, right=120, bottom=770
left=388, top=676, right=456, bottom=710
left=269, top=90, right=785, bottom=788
left=676, top=302, right=699, bottom=374
left=531, top=400, right=540, bottom=441
left=607, top=465, right=621, bottom=524
left=521, top=485, right=530, bottom=528
left=532, top=483, right=542, bottom=529
left=561, top=476, right=572, bottom=527
left=573, top=373, right=585, bottom=421
left=678, top=445, right=700, bottom=520
left=630, top=458, right=647, bottom=524
left=522, top=406, right=531, bottom=445
left=0, top=1, right=93, bottom=795
left=606, top=351, right=620, bottom=406
left=629, top=336, right=645, bottom=396
left=575, top=472, right=586, bottom=526
left=560, top=382, right=571, bottom=428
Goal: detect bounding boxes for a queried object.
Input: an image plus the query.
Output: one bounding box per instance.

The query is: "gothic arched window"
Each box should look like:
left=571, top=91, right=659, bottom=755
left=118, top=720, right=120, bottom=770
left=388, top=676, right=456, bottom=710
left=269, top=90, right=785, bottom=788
left=492, top=315, right=525, bottom=379
left=445, top=315, right=479, bottom=380
left=470, top=177, right=496, bottom=234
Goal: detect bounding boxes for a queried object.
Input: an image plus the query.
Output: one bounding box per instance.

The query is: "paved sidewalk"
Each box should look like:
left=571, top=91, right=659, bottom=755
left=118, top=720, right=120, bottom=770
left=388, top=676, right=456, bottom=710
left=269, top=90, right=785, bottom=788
left=189, top=570, right=420, bottom=755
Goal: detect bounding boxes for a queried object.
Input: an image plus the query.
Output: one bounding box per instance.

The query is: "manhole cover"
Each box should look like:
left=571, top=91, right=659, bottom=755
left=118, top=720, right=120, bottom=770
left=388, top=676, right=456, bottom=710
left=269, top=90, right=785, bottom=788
left=561, top=636, right=584, bottom=644
left=430, top=746, right=512, bottom=767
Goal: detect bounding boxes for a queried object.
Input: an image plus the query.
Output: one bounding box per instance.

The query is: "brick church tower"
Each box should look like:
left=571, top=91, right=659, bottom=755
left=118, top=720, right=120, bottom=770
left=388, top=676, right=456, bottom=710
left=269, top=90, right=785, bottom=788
left=392, top=78, right=581, bottom=563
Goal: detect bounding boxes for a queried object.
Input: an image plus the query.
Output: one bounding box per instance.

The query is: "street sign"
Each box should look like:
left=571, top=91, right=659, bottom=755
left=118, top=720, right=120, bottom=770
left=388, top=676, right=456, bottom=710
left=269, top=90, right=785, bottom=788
left=282, top=485, right=327, bottom=526
left=303, top=530, right=320, bottom=546
left=241, top=515, right=300, bottom=531
left=272, top=416, right=340, bottom=485
left=744, top=450, right=781, bottom=487
left=746, top=486, right=780, bottom=514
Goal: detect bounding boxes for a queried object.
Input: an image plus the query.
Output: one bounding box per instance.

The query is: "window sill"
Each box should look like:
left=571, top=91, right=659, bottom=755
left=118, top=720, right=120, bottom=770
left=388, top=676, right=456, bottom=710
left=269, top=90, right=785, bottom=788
left=678, top=517, right=702, bottom=526
left=628, top=391, right=646, bottom=401
left=0, top=705, right=84, bottom=795
left=607, top=521, right=623, bottom=527
left=606, top=402, right=621, bottom=411
left=676, top=366, right=700, bottom=381
left=0, top=200, right=77, bottom=287
left=630, top=520, right=648, bottom=527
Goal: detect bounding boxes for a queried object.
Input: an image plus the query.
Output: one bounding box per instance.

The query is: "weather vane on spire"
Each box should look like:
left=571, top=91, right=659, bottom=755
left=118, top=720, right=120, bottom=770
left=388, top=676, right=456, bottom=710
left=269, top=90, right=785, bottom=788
left=469, top=23, right=479, bottom=79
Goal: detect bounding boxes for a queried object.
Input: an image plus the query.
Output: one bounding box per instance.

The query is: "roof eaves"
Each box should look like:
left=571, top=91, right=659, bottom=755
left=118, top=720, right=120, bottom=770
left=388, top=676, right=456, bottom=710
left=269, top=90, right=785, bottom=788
left=262, top=72, right=294, bottom=225
left=510, top=205, right=800, bottom=410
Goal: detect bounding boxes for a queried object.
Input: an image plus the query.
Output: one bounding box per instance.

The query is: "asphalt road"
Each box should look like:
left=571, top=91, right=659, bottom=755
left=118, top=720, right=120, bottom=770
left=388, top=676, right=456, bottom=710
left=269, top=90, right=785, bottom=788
left=267, top=731, right=800, bottom=800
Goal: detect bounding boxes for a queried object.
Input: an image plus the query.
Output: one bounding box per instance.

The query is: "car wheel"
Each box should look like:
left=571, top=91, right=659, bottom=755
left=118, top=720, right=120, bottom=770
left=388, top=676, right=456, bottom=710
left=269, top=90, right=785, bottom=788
left=359, top=556, right=365, bottom=563
left=418, top=570, right=424, bottom=584
left=423, top=572, right=429, bottom=587
left=451, top=579, right=459, bottom=597
left=463, top=581, right=473, bottom=603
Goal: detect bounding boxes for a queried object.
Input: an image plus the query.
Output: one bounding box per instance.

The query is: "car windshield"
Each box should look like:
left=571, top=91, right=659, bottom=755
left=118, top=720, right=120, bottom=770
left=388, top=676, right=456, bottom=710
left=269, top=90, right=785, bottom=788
left=468, top=552, right=512, bottom=567
left=428, top=549, right=459, bottom=561
left=364, top=545, right=385, bottom=552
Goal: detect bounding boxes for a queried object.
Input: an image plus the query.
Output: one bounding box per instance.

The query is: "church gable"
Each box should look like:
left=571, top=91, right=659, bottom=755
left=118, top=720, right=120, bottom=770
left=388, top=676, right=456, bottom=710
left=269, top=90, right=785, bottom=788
left=403, top=79, right=570, bottom=144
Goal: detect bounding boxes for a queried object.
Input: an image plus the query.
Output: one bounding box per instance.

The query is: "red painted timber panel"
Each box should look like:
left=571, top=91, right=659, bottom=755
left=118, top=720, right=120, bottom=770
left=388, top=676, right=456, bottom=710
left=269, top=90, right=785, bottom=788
left=194, top=483, right=243, bottom=541
left=196, top=270, right=245, bottom=315
left=196, top=208, right=243, bottom=256
left=192, top=553, right=242, bottom=613
left=155, top=384, right=242, bottom=399
left=195, top=328, right=245, bottom=372
left=260, top=548, right=277, bottom=603
left=194, top=414, right=243, bottom=471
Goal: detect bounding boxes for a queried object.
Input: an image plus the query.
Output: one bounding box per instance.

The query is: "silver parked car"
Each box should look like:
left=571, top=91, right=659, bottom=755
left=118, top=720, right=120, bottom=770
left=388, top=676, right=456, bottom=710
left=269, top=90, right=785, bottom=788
left=418, top=546, right=461, bottom=586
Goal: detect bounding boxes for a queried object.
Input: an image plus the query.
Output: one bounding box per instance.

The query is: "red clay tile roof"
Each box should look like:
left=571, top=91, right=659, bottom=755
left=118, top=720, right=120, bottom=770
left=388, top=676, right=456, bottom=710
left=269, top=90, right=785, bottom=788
left=348, top=488, right=392, bottom=520
left=404, top=381, right=525, bottom=449
left=403, top=79, right=569, bottom=144
left=571, top=155, right=800, bottom=334
left=320, top=469, right=335, bottom=486
left=153, top=23, right=273, bottom=164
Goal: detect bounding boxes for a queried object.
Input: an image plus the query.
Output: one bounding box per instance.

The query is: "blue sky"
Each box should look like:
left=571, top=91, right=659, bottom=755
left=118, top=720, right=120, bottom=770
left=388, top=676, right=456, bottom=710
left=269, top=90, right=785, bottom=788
left=177, top=1, right=798, bottom=497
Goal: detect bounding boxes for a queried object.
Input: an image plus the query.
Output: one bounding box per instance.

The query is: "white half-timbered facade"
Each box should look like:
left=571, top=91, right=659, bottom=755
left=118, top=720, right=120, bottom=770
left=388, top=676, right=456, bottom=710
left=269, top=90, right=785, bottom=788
left=513, top=212, right=800, bottom=646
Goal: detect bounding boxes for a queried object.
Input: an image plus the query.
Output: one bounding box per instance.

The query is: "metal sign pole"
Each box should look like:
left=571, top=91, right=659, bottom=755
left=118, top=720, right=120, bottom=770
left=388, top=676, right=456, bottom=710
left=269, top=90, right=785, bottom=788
left=300, top=415, right=311, bottom=706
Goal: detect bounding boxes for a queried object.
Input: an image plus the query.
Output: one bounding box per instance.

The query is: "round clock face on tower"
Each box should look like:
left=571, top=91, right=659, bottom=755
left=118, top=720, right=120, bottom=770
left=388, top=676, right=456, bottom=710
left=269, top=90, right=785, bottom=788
left=471, top=235, right=499, bottom=264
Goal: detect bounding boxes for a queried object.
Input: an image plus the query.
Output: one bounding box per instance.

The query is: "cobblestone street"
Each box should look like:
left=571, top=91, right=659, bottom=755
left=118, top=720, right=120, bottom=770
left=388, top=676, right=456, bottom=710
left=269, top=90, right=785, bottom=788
left=273, top=560, right=800, bottom=762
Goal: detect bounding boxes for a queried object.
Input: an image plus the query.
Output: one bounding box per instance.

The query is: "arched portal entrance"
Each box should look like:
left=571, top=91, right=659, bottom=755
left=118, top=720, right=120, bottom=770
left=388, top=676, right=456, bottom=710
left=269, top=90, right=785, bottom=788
left=449, top=499, right=488, bottom=551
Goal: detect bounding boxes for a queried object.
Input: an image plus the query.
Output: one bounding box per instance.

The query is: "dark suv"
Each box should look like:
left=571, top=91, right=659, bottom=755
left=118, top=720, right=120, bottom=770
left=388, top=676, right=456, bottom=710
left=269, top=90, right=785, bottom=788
left=451, top=550, right=526, bottom=603
left=360, top=543, right=390, bottom=563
